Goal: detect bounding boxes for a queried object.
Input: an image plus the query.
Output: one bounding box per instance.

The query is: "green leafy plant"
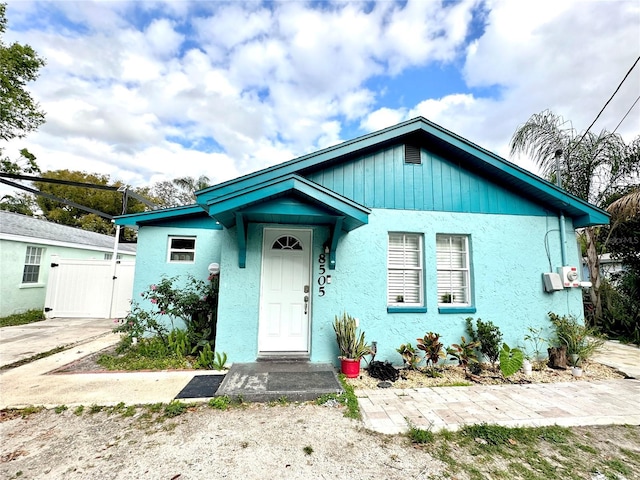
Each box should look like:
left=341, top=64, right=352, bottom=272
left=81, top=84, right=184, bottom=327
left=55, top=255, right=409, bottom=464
left=195, top=342, right=215, bottom=369
left=303, top=445, right=314, bottom=455
left=396, top=343, right=421, bottom=369
left=549, top=312, right=604, bottom=365
left=440, top=293, right=455, bottom=303
left=407, top=424, right=435, bottom=444
left=333, top=312, right=371, bottom=360
left=167, top=329, right=191, bottom=357
left=499, top=343, right=524, bottom=377
left=522, top=326, right=548, bottom=360
left=466, top=317, right=503, bottom=368
left=446, top=336, right=480, bottom=373
left=54, top=405, right=67, bottom=414
left=208, top=396, right=231, bottom=410
left=417, top=332, right=446, bottom=374
left=213, top=351, right=228, bottom=370
left=163, top=400, right=188, bottom=418
left=115, top=274, right=219, bottom=355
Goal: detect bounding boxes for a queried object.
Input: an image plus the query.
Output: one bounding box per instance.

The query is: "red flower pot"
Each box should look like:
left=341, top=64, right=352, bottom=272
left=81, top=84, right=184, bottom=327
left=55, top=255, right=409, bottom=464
left=340, top=358, right=361, bottom=378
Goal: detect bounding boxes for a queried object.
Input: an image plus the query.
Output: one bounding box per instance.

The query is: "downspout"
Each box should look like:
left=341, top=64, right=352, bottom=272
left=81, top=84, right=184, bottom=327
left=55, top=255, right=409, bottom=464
left=555, top=149, right=568, bottom=266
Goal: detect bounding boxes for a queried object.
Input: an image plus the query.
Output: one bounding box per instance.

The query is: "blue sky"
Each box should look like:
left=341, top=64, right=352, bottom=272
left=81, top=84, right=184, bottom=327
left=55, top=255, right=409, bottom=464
left=3, top=0, right=639, bottom=190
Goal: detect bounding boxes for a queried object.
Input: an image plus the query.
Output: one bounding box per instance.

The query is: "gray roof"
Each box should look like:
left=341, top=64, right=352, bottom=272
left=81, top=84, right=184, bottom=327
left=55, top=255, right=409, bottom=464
left=0, top=211, right=136, bottom=253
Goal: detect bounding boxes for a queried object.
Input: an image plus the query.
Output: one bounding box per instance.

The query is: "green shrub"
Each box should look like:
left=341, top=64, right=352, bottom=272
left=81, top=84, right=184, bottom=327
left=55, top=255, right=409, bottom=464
left=549, top=312, right=604, bottom=364
left=600, top=275, right=640, bottom=345
left=466, top=317, right=503, bottom=367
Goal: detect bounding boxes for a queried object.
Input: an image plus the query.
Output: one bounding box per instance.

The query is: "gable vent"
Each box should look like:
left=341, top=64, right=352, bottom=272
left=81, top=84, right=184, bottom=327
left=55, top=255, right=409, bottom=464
left=404, top=144, right=421, bottom=165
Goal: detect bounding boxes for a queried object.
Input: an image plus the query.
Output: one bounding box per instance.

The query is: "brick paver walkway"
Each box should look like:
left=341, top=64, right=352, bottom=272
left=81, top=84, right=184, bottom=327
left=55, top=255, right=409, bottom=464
left=357, top=379, right=640, bottom=434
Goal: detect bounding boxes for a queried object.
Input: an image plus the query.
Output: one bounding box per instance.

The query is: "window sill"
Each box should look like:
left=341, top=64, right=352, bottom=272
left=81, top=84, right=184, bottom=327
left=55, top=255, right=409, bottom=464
left=438, top=306, right=476, bottom=314
left=19, top=283, right=45, bottom=289
left=387, top=306, right=428, bottom=314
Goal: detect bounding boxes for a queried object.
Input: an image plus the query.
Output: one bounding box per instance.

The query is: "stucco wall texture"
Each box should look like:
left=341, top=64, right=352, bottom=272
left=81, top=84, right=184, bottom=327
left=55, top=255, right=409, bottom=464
left=133, top=209, right=583, bottom=366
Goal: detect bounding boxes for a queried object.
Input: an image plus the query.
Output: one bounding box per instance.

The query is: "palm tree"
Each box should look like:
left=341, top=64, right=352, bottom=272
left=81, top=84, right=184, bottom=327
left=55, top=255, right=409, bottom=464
left=510, top=110, right=639, bottom=325
left=172, top=175, right=211, bottom=204
left=607, top=188, right=640, bottom=219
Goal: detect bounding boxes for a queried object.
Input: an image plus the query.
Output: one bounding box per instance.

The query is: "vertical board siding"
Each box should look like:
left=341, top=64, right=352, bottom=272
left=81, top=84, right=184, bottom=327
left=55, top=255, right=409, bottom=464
left=305, top=144, right=547, bottom=216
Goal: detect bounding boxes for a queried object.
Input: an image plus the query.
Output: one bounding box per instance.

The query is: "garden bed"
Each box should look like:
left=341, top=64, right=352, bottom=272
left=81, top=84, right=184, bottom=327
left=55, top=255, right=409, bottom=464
left=346, top=360, right=626, bottom=390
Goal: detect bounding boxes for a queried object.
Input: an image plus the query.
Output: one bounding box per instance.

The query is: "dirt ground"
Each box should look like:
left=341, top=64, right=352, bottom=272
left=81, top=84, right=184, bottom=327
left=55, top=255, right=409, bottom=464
left=1, top=350, right=636, bottom=479
left=0, top=403, right=447, bottom=480
left=2, top=403, right=639, bottom=480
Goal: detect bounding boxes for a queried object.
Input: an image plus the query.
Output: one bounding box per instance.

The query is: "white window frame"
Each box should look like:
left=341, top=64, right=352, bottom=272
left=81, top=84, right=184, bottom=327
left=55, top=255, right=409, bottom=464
left=22, top=246, right=44, bottom=284
left=167, top=236, right=196, bottom=263
left=436, top=234, right=471, bottom=306
left=387, top=233, right=424, bottom=306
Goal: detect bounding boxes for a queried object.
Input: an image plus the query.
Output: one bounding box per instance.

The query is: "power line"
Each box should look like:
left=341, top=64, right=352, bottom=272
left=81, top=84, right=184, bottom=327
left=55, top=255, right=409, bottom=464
left=568, top=55, right=640, bottom=156
left=612, top=94, right=640, bottom=134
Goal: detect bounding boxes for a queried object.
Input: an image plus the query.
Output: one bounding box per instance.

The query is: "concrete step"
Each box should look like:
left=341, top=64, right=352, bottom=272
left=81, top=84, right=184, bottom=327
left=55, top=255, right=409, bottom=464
left=216, top=362, right=343, bottom=402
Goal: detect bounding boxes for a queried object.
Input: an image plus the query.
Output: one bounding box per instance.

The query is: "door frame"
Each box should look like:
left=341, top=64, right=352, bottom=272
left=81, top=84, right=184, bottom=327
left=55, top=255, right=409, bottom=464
left=257, top=227, right=313, bottom=356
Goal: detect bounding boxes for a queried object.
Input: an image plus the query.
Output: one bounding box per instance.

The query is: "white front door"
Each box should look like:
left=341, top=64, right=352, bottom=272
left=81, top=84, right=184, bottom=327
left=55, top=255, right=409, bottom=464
left=258, top=228, right=312, bottom=353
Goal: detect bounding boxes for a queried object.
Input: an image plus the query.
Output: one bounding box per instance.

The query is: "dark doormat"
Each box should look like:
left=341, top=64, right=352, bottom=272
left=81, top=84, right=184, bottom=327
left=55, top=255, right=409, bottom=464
left=175, top=375, right=225, bottom=399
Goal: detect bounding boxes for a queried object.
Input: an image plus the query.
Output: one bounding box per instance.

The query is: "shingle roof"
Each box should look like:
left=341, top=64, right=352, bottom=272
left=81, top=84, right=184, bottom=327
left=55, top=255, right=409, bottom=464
left=0, top=211, right=136, bottom=253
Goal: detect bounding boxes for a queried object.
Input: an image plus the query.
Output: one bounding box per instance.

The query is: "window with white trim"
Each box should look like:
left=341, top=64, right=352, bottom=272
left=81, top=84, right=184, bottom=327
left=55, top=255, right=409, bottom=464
left=22, top=246, right=44, bottom=283
left=388, top=233, right=423, bottom=306
left=167, top=237, right=196, bottom=263
left=436, top=234, right=471, bottom=305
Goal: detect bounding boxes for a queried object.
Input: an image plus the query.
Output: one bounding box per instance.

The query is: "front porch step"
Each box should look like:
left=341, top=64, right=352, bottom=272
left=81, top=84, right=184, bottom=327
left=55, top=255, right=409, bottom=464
left=216, top=362, right=343, bottom=403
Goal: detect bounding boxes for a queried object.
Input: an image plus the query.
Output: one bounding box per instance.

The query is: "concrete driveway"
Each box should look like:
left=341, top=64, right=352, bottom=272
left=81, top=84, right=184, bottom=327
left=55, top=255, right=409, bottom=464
left=0, top=317, right=116, bottom=368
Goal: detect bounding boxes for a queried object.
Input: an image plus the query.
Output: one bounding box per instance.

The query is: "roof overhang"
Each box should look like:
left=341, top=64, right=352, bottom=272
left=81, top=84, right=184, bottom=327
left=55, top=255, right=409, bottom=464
left=196, top=117, right=609, bottom=228
left=199, top=174, right=370, bottom=268
left=114, top=205, right=222, bottom=229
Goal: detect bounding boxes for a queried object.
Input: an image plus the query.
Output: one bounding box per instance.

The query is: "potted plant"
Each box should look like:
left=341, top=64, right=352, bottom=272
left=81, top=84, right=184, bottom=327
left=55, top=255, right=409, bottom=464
left=333, top=312, right=371, bottom=378
left=549, top=312, right=604, bottom=371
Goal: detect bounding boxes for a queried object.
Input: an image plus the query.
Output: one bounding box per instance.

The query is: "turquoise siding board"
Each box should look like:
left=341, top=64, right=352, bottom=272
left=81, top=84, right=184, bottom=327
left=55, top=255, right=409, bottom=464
left=305, top=144, right=548, bottom=216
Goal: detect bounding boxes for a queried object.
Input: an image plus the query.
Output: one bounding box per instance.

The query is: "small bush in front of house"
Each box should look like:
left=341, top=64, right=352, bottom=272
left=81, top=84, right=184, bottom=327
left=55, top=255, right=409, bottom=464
left=465, top=317, right=503, bottom=368
left=115, top=275, right=218, bottom=351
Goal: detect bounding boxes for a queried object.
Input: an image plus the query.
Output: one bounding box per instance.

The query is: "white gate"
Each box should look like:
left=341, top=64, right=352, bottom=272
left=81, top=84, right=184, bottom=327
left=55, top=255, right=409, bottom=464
left=44, top=255, right=135, bottom=319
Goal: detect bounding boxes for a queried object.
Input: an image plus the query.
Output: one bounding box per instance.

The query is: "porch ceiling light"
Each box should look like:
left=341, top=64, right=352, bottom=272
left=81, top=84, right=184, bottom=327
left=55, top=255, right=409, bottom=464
left=208, top=262, right=220, bottom=275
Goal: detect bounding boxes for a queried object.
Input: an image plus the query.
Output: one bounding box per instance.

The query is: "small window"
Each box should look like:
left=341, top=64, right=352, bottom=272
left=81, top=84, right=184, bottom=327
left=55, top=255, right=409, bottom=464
left=104, top=253, right=122, bottom=260
left=272, top=236, right=302, bottom=250
left=436, top=234, right=471, bottom=305
left=22, top=246, right=44, bottom=283
left=404, top=144, right=421, bottom=165
left=168, top=237, right=196, bottom=263
left=388, top=233, right=423, bottom=305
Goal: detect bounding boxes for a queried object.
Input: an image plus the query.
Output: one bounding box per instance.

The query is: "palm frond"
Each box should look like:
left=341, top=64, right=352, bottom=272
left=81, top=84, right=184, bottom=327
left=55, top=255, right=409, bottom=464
left=607, top=189, right=640, bottom=219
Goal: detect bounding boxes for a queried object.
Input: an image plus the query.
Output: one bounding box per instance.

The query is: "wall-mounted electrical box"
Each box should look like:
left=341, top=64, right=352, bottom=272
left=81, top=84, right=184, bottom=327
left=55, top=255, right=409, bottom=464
left=558, top=266, right=581, bottom=288
left=542, top=272, right=563, bottom=292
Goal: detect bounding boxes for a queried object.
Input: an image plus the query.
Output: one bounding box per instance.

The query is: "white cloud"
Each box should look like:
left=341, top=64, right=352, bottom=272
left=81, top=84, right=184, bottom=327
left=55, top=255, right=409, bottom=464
left=3, top=0, right=638, bottom=197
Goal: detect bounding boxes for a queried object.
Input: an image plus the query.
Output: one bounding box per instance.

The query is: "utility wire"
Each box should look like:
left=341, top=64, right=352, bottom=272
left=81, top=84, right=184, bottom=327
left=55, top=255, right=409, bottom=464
left=567, top=55, right=640, bottom=156
left=612, top=94, right=640, bottom=134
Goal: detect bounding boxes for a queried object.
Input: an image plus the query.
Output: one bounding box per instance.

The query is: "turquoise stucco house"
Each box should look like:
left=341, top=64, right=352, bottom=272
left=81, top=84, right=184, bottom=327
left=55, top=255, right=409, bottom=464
left=115, top=117, right=608, bottom=365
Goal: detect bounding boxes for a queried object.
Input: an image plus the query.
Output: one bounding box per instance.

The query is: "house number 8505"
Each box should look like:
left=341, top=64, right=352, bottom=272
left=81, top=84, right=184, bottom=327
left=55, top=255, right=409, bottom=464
left=318, top=253, right=327, bottom=296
